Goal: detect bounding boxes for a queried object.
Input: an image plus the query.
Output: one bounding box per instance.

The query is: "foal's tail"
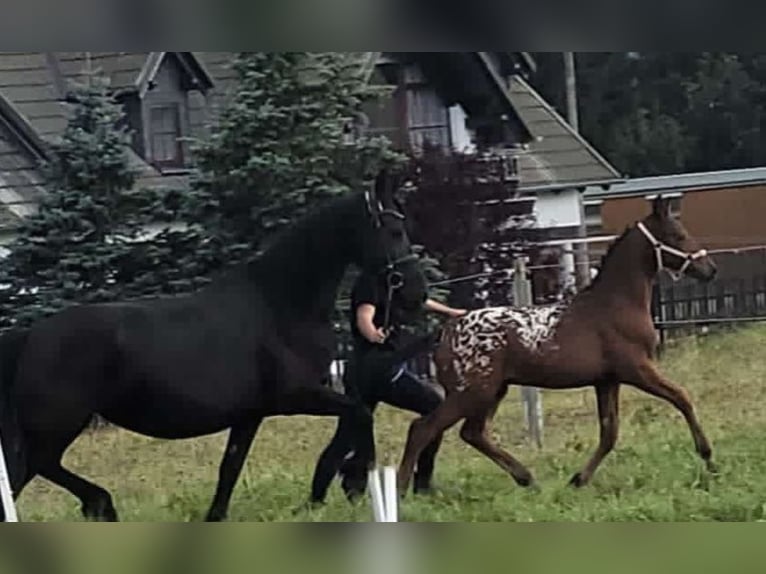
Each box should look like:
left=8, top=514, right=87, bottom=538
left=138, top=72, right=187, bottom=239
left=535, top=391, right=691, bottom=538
left=0, top=328, right=29, bottom=512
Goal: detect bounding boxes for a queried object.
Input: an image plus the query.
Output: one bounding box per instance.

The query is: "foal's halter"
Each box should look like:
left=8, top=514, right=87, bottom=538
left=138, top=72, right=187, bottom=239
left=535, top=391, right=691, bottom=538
left=637, top=221, right=708, bottom=281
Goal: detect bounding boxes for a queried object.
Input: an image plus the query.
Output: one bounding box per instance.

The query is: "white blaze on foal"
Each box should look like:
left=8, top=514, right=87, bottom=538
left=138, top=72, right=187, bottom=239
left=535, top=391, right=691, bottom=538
left=447, top=305, right=565, bottom=386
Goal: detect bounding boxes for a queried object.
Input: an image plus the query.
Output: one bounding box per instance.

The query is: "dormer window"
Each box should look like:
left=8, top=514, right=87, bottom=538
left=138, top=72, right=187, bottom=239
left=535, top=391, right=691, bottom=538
left=149, top=104, right=183, bottom=168
left=115, top=52, right=212, bottom=172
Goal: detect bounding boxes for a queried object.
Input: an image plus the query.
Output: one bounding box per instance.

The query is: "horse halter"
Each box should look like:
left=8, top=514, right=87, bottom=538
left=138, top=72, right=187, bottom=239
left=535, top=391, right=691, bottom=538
left=364, top=188, right=419, bottom=332
left=381, top=252, right=420, bottom=333
left=637, top=221, right=708, bottom=281
left=364, top=189, right=406, bottom=228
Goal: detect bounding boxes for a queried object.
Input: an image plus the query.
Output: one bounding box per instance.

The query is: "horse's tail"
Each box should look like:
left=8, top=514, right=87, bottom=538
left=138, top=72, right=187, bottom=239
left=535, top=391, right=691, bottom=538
left=0, top=328, right=29, bottom=512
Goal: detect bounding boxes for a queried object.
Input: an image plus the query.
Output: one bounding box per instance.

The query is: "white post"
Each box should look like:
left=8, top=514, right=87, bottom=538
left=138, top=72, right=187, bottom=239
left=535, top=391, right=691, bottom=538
left=513, top=257, right=544, bottom=448
left=382, top=467, right=398, bottom=522
left=368, top=466, right=398, bottom=522
left=561, top=241, right=577, bottom=294
left=368, top=469, right=386, bottom=523
left=0, top=432, right=18, bottom=522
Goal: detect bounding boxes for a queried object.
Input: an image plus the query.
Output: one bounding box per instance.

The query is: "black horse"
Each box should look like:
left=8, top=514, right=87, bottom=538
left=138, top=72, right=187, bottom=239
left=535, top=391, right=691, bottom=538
left=0, top=169, right=427, bottom=521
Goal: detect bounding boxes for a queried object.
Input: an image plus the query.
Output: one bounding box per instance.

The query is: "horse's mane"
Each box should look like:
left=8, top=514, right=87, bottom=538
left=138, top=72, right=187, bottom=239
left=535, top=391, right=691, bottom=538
left=204, top=192, right=360, bottom=292
left=257, top=192, right=358, bottom=263
left=579, top=224, right=634, bottom=293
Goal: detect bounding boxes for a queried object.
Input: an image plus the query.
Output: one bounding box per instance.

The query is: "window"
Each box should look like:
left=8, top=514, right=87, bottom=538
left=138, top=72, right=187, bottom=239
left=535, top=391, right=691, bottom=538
left=149, top=104, right=183, bottom=168
left=584, top=201, right=603, bottom=236
left=406, top=85, right=451, bottom=151
left=668, top=196, right=682, bottom=218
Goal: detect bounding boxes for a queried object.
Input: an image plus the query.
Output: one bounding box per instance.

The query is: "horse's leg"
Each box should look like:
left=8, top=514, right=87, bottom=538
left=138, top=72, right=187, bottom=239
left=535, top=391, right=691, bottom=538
left=205, top=418, right=264, bottom=522
left=397, top=392, right=468, bottom=493
left=459, top=389, right=535, bottom=488
left=21, top=395, right=113, bottom=520
left=624, top=360, right=715, bottom=472
left=39, top=462, right=117, bottom=521
left=311, top=415, right=359, bottom=505
left=570, top=383, right=620, bottom=487
left=274, top=385, right=375, bottom=475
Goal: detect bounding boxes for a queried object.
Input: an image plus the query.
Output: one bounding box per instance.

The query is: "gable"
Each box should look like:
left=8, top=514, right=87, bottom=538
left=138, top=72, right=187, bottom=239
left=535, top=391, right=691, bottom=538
left=507, top=75, right=622, bottom=192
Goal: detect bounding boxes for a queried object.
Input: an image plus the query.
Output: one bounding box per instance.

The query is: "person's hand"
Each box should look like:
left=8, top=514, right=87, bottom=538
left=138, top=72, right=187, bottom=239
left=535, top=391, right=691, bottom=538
left=451, top=309, right=468, bottom=319
left=368, top=327, right=388, bottom=344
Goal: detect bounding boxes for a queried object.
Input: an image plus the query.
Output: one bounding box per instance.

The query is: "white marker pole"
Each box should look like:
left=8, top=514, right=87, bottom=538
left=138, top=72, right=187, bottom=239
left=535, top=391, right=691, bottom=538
left=368, top=469, right=386, bottom=522
left=0, top=432, right=18, bottom=522
left=382, top=466, right=398, bottom=522
left=369, top=466, right=398, bottom=522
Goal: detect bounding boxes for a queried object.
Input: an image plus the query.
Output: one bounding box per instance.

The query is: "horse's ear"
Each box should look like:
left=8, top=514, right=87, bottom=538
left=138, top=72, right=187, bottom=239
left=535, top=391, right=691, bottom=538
left=374, top=168, right=391, bottom=203
left=652, top=195, right=671, bottom=219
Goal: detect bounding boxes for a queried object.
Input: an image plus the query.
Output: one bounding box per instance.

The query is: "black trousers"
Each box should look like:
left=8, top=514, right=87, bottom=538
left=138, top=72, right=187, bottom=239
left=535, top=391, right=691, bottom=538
left=310, top=347, right=444, bottom=503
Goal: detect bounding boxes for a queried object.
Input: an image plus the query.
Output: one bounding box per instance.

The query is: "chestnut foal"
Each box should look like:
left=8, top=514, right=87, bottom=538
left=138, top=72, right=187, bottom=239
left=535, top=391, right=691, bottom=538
left=397, top=197, right=718, bottom=493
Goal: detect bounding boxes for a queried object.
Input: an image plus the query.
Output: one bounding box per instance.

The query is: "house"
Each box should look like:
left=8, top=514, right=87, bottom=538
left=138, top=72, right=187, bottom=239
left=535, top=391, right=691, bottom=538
left=584, top=167, right=766, bottom=251
left=0, top=52, right=244, bottom=243
left=0, top=52, right=621, bottom=266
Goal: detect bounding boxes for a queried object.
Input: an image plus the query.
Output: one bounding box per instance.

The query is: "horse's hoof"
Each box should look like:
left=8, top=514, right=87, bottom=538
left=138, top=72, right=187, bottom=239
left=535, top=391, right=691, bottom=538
left=83, top=500, right=119, bottom=522
left=515, top=473, right=536, bottom=488
left=568, top=473, right=587, bottom=488
left=706, top=460, right=720, bottom=475
left=413, top=484, right=439, bottom=497
left=293, top=499, right=324, bottom=516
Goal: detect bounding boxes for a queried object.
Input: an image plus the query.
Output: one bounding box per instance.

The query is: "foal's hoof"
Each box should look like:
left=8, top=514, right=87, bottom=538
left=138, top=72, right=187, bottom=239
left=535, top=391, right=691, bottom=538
left=568, top=473, right=587, bottom=488
left=706, top=460, right=720, bottom=475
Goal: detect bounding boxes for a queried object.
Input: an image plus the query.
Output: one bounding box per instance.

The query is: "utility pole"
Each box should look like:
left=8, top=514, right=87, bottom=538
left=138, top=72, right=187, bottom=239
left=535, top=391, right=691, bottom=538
left=564, top=52, right=590, bottom=288
left=564, top=52, right=579, bottom=132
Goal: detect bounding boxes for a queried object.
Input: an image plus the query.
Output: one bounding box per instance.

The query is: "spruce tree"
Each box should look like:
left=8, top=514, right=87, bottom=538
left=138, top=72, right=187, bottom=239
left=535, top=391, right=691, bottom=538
left=0, top=74, right=149, bottom=328
left=183, top=52, right=400, bottom=266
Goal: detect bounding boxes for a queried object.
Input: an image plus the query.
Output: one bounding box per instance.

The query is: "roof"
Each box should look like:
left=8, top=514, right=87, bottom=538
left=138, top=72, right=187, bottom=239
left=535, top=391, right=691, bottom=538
left=0, top=109, right=44, bottom=227
left=0, top=52, right=619, bottom=231
left=584, top=167, right=766, bottom=200
left=506, top=75, right=623, bottom=193
left=0, top=52, right=220, bottom=229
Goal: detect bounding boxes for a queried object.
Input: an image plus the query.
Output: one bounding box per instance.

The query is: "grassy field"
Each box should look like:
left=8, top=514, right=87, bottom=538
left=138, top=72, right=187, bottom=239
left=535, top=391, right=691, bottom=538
left=18, top=325, right=766, bottom=522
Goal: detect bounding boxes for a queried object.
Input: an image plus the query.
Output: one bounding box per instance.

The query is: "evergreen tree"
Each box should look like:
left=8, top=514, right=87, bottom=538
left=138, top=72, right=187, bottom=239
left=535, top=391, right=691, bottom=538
left=0, top=74, right=155, bottom=328
left=529, top=52, right=766, bottom=177
left=182, top=52, right=400, bottom=268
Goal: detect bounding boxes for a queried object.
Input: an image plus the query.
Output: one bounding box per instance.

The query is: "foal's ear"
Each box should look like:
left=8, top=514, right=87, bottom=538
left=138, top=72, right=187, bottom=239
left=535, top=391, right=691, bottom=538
left=652, top=195, right=671, bottom=219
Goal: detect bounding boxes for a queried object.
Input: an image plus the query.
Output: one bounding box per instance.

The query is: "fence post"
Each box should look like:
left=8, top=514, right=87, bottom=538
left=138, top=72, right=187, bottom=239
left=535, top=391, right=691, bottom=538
left=513, top=256, right=543, bottom=448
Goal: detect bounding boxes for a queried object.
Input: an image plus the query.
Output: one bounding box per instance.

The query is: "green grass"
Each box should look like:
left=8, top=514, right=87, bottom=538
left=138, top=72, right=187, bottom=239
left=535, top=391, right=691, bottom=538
left=18, top=325, right=766, bottom=522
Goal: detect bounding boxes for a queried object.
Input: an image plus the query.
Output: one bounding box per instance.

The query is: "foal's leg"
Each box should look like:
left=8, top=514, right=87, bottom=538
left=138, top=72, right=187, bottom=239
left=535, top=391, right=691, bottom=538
left=459, top=389, right=535, bottom=488
left=205, top=418, right=264, bottom=522
left=397, top=392, right=468, bottom=493
left=624, top=361, right=715, bottom=472
left=377, top=370, right=444, bottom=495
left=570, top=383, right=620, bottom=487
